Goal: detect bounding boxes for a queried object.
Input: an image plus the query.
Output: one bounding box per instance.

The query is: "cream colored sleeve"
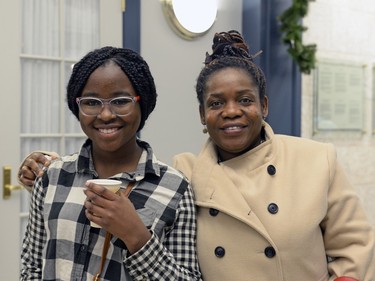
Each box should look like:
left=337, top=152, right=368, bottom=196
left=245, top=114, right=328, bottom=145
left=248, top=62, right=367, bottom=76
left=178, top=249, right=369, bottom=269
left=322, top=146, right=375, bottom=280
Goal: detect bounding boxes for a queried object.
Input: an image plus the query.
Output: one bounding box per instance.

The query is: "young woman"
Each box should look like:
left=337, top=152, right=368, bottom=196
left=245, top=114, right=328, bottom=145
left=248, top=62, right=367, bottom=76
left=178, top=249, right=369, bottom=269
left=20, top=47, right=201, bottom=280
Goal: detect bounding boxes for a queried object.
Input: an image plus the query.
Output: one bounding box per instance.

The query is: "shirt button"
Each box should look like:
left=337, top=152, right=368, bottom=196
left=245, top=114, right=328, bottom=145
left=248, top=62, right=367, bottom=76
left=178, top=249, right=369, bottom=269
left=264, top=246, right=276, bottom=258
left=214, top=246, right=225, bottom=258
left=268, top=203, right=279, bottom=214
left=267, top=165, right=276, bottom=175
left=209, top=208, right=219, bottom=216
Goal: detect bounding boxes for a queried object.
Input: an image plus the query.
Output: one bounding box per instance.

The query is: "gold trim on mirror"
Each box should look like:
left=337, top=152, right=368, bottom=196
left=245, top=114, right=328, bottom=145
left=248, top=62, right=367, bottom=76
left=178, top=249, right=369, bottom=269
left=161, top=0, right=217, bottom=40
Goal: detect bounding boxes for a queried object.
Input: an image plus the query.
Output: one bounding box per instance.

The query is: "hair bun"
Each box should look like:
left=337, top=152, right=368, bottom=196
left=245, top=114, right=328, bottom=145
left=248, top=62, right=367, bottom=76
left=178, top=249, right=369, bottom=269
left=204, top=30, right=262, bottom=65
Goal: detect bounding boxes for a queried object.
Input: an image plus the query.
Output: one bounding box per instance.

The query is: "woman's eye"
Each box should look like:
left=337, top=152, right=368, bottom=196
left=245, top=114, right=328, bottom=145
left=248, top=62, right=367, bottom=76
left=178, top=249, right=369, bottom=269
left=208, top=100, right=223, bottom=109
left=239, top=97, right=253, bottom=105
left=112, top=98, right=130, bottom=106
left=84, top=99, right=101, bottom=106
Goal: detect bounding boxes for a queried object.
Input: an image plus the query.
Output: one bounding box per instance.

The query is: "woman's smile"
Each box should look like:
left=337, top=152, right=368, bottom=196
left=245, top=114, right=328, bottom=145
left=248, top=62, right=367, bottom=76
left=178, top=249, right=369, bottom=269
left=220, top=123, right=247, bottom=134
left=96, top=126, right=121, bottom=135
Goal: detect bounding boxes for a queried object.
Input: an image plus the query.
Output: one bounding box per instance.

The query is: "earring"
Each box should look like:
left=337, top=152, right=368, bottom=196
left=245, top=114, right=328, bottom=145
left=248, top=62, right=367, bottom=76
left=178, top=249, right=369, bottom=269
left=202, top=125, right=208, bottom=134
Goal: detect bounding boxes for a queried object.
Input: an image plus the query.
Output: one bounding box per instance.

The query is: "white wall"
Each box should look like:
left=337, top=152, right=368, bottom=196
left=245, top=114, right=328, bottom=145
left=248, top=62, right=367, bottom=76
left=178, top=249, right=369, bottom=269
left=302, top=0, right=375, bottom=228
left=139, top=0, right=243, bottom=165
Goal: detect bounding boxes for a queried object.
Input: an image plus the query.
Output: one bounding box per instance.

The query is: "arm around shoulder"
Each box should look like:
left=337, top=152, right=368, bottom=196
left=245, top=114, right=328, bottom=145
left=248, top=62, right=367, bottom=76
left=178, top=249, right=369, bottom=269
left=18, top=150, right=61, bottom=190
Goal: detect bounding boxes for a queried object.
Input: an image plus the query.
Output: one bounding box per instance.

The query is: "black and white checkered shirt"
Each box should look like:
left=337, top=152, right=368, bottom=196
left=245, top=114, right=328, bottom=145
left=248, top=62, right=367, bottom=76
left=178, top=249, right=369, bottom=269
left=21, top=139, right=201, bottom=281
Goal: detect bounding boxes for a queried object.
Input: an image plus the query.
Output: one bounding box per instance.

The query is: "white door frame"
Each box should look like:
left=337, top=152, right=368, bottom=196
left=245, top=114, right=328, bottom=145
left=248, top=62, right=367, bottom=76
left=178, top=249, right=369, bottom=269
left=0, top=0, right=22, bottom=278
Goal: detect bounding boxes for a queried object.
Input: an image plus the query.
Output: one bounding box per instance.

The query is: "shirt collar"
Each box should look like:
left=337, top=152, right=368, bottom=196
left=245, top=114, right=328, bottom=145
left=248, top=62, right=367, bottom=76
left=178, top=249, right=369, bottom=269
left=76, top=138, right=161, bottom=179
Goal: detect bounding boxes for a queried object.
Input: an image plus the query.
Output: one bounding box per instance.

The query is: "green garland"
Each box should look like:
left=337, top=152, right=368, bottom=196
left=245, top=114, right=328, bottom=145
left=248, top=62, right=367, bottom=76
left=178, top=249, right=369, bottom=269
left=278, top=0, right=316, bottom=74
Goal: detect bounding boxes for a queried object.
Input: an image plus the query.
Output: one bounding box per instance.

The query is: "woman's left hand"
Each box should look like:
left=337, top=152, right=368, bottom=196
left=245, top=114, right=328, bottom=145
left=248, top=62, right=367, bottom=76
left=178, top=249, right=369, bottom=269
left=83, top=182, right=151, bottom=254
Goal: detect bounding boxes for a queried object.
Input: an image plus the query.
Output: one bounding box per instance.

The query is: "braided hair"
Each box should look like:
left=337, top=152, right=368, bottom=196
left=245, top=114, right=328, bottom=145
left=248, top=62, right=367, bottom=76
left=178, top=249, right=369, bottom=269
left=196, top=30, right=266, bottom=106
left=67, top=46, right=157, bottom=132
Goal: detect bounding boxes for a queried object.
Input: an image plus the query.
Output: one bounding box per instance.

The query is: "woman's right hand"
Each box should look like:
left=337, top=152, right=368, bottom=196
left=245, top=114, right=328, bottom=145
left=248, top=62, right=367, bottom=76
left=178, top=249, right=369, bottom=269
left=18, top=152, right=55, bottom=187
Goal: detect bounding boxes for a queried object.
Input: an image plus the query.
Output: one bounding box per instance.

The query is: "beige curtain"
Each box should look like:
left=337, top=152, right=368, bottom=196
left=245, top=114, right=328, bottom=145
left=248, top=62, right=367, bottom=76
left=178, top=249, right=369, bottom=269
left=20, top=0, right=100, bottom=226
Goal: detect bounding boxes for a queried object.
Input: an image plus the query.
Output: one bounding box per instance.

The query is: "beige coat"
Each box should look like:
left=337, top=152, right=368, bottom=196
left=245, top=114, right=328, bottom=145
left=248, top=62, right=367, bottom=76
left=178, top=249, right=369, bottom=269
left=173, top=123, right=375, bottom=281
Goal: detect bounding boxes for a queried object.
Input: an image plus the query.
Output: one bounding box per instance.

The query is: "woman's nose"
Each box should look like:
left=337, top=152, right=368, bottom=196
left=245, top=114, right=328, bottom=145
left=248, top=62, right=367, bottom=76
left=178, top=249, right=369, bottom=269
left=97, top=103, right=116, bottom=120
left=222, top=101, right=242, bottom=118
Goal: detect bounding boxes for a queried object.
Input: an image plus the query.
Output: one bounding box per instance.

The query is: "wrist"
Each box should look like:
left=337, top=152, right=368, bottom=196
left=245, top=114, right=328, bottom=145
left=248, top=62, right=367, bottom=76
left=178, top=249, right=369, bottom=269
left=125, top=228, right=152, bottom=254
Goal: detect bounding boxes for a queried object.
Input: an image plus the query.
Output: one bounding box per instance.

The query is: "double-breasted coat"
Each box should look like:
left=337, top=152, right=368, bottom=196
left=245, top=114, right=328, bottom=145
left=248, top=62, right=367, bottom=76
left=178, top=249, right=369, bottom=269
left=173, top=123, right=375, bottom=281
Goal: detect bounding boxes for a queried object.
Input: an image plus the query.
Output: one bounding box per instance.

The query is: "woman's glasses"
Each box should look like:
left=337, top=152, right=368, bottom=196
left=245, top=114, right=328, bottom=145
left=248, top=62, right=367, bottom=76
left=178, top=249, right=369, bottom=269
left=76, top=96, right=140, bottom=117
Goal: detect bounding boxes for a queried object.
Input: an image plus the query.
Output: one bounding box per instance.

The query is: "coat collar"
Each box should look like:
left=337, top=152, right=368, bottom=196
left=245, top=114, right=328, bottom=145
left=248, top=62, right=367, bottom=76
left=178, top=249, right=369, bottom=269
left=192, top=122, right=275, bottom=187
left=190, top=122, right=276, bottom=236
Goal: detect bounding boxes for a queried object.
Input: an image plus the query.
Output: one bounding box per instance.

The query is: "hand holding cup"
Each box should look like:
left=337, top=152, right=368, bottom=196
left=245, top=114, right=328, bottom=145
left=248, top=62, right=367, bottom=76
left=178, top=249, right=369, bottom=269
left=85, top=179, right=122, bottom=228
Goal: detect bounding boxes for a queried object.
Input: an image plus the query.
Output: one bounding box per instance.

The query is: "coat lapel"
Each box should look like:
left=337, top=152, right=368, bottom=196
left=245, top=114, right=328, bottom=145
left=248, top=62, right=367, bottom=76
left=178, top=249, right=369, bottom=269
left=191, top=138, right=272, bottom=239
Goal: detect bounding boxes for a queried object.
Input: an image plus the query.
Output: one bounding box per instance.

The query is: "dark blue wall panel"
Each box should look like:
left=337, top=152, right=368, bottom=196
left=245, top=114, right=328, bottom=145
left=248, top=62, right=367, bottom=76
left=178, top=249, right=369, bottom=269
left=122, top=0, right=140, bottom=53
left=243, top=0, right=301, bottom=136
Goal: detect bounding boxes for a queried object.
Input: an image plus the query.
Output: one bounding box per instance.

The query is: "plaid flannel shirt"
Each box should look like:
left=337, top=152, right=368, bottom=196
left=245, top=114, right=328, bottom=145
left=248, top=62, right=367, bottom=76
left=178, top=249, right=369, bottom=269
left=20, top=139, right=201, bottom=281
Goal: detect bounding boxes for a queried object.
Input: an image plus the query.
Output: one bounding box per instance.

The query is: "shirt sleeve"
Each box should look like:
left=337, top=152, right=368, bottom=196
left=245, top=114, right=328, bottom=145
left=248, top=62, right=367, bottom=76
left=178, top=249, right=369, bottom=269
left=124, top=184, right=202, bottom=281
left=321, top=146, right=375, bottom=280
left=20, top=176, right=47, bottom=280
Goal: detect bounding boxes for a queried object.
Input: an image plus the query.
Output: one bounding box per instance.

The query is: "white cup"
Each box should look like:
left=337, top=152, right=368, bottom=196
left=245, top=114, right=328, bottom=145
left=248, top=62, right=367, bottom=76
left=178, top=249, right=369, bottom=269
left=86, top=179, right=122, bottom=228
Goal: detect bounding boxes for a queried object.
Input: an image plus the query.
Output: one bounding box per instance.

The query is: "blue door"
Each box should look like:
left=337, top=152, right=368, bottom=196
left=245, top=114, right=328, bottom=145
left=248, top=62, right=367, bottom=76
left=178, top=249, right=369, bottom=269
left=243, top=0, right=301, bottom=136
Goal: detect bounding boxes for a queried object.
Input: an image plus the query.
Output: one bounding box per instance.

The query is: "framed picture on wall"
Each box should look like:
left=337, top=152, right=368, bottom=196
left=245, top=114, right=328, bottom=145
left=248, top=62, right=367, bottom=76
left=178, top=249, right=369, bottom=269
left=313, top=60, right=365, bottom=132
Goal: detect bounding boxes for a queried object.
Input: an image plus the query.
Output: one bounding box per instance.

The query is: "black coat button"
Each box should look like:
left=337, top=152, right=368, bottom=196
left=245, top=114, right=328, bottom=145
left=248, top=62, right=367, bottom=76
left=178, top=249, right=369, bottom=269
left=267, top=165, right=276, bottom=175
left=264, top=246, right=276, bottom=258
left=214, top=246, right=225, bottom=258
left=267, top=203, right=279, bottom=214
left=209, top=208, right=219, bottom=216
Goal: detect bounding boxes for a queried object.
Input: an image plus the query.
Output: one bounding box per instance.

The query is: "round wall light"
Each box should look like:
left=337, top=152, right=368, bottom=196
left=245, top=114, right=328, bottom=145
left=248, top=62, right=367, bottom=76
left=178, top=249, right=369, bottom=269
left=161, top=0, right=218, bottom=40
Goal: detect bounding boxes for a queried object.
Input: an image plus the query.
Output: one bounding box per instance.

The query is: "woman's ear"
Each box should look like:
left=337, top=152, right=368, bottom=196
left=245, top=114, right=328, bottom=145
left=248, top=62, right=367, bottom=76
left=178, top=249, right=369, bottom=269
left=199, top=105, right=206, bottom=125
left=262, top=96, right=269, bottom=119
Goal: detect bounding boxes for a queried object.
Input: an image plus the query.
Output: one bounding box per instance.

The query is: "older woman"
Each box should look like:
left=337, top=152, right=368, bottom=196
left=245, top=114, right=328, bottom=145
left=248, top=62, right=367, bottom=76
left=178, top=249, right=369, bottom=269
left=173, top=31, right=374, bottom=281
